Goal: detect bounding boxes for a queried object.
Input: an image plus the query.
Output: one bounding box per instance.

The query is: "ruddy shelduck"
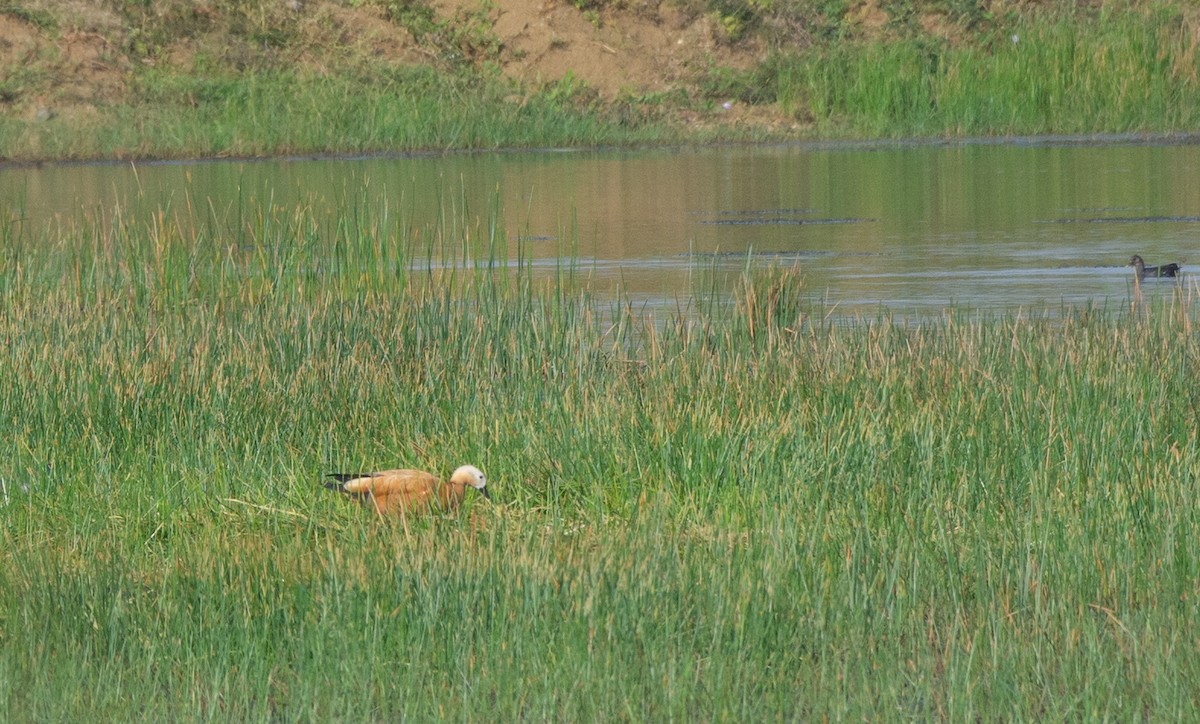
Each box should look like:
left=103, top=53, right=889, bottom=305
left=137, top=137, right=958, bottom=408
left=324, top=464, right=489, bottom=516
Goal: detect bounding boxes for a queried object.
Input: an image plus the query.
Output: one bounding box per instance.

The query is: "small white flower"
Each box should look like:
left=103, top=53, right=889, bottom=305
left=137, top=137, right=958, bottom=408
left=722, top=101, right=733, bottom=110
left=1011, top=34, right=1020, bottom=44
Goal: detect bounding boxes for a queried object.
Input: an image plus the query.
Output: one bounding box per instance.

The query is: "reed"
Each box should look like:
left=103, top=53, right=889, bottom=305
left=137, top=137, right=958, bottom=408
left=1, top=199, right=1198, bottom=718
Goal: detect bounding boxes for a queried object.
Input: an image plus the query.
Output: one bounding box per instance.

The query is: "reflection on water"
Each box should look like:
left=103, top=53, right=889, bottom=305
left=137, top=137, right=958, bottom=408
left=3, top=140, right=1198, bottom=318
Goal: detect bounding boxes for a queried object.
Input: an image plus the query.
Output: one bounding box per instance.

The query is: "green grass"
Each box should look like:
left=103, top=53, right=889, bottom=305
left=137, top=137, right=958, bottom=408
left=0, top=67, right=669, bottom=162
left=773, top=6, right=1200, bottom=137
left=0, top=2, right=56, bottom=30
left=1, top=198, right=1200, bottom=718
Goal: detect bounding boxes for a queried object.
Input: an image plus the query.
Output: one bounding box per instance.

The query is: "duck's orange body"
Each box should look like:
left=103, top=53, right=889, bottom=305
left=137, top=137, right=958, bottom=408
left=325, top=465, right=489, bottom=517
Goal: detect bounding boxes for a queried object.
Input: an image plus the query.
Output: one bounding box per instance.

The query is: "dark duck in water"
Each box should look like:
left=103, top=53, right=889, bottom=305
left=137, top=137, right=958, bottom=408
left=1129, top=255, right=1181, bottom=280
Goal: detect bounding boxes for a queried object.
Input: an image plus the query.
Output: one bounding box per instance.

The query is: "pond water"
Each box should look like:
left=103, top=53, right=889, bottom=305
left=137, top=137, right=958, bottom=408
left=5, top=139, right=1199, bottom=318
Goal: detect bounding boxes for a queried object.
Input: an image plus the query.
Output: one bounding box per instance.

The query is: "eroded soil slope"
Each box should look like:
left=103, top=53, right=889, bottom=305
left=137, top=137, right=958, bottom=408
left=1, top=0, right=769, bottom=123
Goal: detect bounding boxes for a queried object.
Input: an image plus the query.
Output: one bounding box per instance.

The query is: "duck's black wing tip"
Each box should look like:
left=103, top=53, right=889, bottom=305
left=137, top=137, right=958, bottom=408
left=325, top=472, right=372, bottom=490
left=324, top=474, right=375, bottom=501
left=327, top=472, right=369, bottom=482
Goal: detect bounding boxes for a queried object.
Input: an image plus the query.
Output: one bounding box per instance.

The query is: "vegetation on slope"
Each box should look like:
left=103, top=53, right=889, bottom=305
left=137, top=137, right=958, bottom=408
left=1, top=0, right=1199, bottom=160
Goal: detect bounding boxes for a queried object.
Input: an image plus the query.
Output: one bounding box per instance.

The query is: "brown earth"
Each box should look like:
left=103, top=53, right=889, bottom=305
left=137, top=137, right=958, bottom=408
left=479, top=0, right=760, bottom=97
left=0, top=0, right=795, bottom=128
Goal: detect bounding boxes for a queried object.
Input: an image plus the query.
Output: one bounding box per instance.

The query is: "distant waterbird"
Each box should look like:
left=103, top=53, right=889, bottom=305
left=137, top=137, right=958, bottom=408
left=1129, top=254, right=1181, bottom=280
left=324, top=464, right=489, bottom=517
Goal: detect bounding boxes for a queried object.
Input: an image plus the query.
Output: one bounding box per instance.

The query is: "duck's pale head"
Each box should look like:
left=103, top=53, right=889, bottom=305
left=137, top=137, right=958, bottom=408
left=450, top=465, right=489, bottom=499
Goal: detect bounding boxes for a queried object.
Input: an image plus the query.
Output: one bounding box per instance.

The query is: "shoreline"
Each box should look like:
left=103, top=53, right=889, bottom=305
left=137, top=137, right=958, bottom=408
left=8, top=130, right=1200, bottom=171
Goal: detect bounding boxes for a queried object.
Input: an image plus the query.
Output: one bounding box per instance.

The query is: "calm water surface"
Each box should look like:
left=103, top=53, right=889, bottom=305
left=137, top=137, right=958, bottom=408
left=6, top=140, right=1199, bottom=318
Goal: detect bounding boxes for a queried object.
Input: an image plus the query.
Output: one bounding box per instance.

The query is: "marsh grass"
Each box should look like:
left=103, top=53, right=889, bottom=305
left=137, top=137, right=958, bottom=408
left=2, top=199, right=1200, bottom=718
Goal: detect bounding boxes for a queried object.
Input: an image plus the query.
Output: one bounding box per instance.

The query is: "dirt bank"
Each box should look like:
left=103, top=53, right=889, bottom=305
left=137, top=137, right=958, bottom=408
left=1, top=0, right=788, bottom=129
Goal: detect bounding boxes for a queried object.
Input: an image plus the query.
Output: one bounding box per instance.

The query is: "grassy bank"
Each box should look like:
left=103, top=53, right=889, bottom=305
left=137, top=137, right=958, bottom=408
left=0, top=67, right=670, bottom=162
left=2, top=2, right=1200, bottom=161
left=1, top=199, right=1199, bottom=718
left=768, top=6, right=1200, bottom=137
